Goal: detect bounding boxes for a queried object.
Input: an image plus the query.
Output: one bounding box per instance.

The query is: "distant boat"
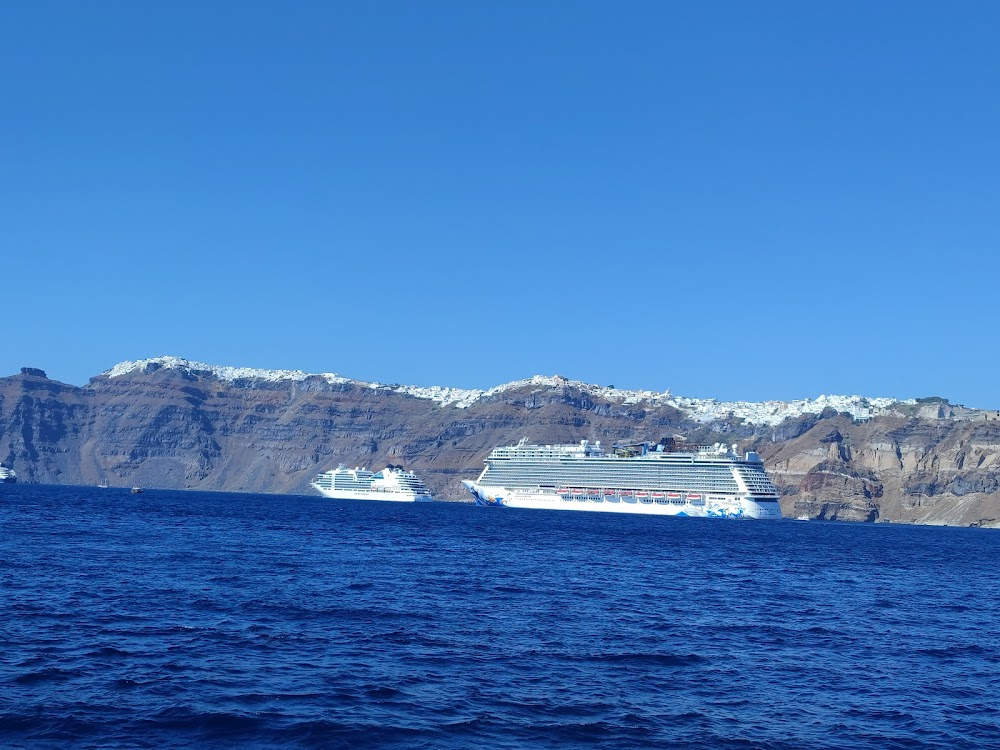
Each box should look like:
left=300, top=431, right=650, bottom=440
left=0, top=465, right=16, bottom=484
left=130, top=486, right=143, bottom=494
left=796, top=514, right=810, bottom=521
left=98, top=482, right=108, bottom=489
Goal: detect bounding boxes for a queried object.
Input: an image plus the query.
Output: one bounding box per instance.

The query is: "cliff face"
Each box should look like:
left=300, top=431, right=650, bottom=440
left=754, top=415, right=1000, bottom=526
left=0, top=366, right=689, bottom=499
left=2, top=365, right=999, bottom=527
left=0, top=368, right=92, bottom=483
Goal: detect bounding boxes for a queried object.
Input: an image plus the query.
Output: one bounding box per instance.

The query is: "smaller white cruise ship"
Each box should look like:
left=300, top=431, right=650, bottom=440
left=0, top=465, right=16, bottom=483
left=311, top=465, right=433, bottom=502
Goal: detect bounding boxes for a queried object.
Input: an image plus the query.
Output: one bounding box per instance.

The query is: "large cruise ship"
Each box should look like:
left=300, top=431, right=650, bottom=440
left=462, top=438, right=782, bottom=519
left=0, top=465, right=16, bottom=484
left=311, top=465, right=433, bottom=502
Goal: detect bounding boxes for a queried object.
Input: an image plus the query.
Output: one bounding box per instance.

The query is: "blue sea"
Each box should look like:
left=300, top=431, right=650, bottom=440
left=2, top=484, right=999, bottom=749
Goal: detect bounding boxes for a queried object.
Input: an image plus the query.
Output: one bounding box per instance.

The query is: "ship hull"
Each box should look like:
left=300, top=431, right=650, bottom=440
left=311, top=486, right=432, bottom=502
left=463, top=481, right=779, bottom=519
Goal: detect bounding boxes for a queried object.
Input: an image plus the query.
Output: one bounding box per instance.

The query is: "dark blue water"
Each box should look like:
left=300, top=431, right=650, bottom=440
left=2, top=485, right=999, bottom=749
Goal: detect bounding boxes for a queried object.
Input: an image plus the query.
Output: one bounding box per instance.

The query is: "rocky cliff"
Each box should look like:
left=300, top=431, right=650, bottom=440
left=754, top=413, right=1000, bottom=527
left=2, top=361, right=999, bottom=527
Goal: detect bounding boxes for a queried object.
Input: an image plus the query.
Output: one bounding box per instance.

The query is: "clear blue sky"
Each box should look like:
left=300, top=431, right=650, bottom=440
left=2, top=1, right=998, bottom=407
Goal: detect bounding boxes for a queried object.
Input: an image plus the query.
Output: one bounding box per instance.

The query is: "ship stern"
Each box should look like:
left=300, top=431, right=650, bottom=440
left=742, top=497, right=783, bottom=519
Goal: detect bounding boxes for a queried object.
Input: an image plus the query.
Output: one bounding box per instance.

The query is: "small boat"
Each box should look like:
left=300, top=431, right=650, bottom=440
left=130, top=486, right=143, bottom=494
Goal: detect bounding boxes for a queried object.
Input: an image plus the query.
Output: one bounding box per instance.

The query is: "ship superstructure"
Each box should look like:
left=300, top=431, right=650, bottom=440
left=462, top=438, right=782, bottom=519
left=311, top=465, right=433, bottom=503
left=0, top=465, right=16, bottom=484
